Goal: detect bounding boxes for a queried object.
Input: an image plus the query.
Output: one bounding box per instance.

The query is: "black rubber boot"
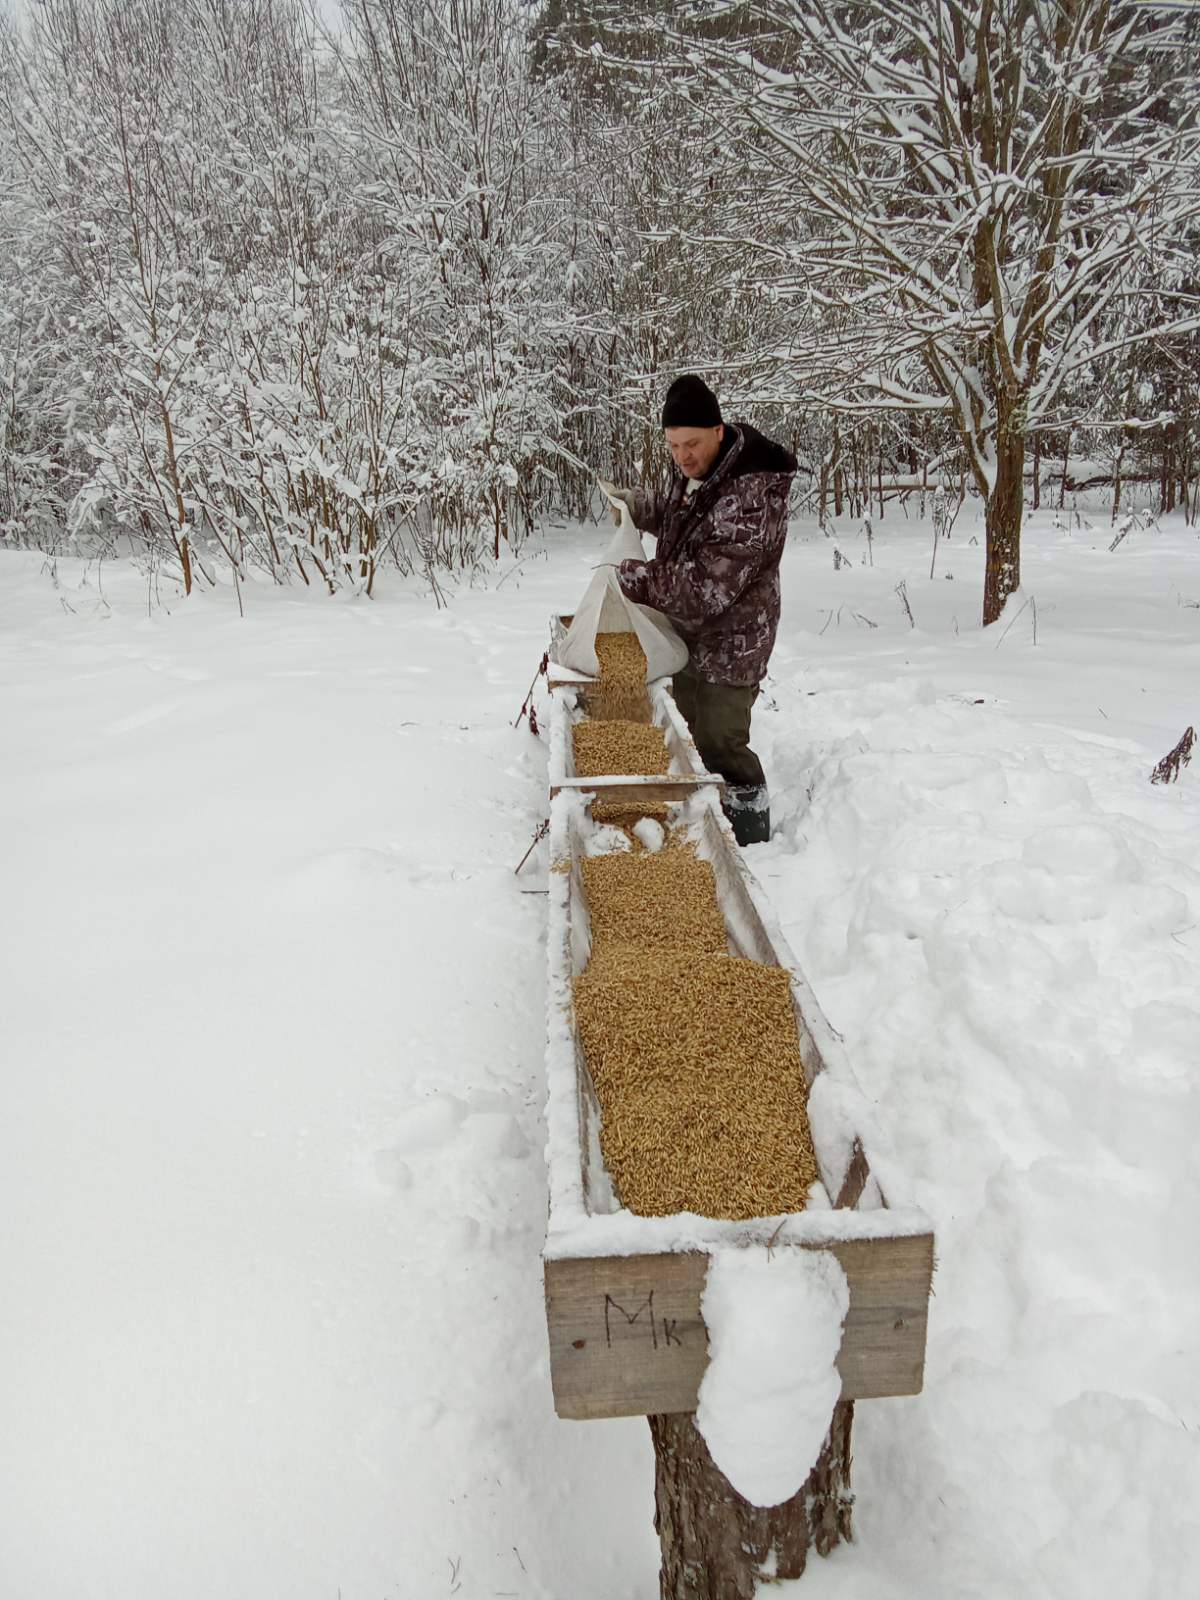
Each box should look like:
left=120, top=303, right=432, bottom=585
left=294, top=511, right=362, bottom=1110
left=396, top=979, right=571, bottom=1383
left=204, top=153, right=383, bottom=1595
left=723, top=783, right=770, bottom=846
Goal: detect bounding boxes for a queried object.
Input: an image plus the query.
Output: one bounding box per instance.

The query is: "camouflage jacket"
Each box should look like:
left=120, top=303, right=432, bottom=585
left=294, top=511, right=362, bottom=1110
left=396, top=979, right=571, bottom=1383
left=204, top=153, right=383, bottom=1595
left=616, top=423, right=796, bottom=686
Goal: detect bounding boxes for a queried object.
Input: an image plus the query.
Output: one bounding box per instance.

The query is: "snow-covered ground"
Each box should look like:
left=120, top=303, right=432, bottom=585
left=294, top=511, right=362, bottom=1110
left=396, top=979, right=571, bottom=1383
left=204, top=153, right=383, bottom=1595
left=3, top=497, right=1199, bottom=1598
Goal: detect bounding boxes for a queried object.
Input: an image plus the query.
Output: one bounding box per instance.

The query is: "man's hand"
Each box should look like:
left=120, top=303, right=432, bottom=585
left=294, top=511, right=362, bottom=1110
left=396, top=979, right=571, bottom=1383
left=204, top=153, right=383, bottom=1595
left=605, top=485, right=638, bottom=526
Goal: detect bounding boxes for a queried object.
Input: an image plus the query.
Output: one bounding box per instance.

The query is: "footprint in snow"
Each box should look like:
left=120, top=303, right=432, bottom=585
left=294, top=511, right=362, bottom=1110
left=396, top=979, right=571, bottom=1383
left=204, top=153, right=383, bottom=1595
left=383, top=1094, right=469, bottom=1155
left=373, top=1097, right=466, bottom=1195
left=373, top=1095, right=531, bottom=1198
left=288, top=847, right=463, bottom=891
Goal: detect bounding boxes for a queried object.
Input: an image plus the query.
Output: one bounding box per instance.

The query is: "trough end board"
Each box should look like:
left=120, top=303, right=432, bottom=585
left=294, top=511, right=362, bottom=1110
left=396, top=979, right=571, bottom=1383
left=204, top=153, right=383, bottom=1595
left=544, top=1233, right=934, bottom=1421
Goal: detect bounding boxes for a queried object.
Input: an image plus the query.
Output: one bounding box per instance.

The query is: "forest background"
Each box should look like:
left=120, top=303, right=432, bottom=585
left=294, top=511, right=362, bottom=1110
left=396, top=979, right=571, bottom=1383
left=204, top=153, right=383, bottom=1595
left=0, top=0, right=1197, bottom=619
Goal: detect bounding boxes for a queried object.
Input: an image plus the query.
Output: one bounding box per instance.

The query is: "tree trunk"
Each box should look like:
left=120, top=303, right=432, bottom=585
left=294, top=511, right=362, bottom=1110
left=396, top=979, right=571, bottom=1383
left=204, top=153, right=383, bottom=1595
left=1160, top=438, right=1170, bottom=514
left=983, top=431, right=1025, bottom=626
left=877, top=437, right=885, bottom=520
left=648, top=1402, right=855, bottom=1600
left=1112, top=367, right=1137, bottom=526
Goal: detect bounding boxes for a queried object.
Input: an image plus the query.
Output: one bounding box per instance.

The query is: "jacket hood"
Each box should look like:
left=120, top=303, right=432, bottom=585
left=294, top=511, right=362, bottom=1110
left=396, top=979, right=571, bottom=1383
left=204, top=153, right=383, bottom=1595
left=728, top=422, right=797, bottom=478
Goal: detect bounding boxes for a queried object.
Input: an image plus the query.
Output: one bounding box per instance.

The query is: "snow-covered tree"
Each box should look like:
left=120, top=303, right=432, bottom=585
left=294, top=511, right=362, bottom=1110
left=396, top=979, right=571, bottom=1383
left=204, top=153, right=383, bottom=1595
left=3, top=0, right=1197, bottom=592
left=534, top=1, right=827, bottom=500
left=1, top=0, right=582, bottom=592
left=337, top=0, right=574, bottom=561
left=583, top=0, right=1200, bottom=621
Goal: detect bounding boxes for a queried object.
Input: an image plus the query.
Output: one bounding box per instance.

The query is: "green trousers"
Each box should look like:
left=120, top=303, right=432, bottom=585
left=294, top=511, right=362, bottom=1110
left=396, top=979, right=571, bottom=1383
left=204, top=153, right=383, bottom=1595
left=672, top=662, right=765, bottom=788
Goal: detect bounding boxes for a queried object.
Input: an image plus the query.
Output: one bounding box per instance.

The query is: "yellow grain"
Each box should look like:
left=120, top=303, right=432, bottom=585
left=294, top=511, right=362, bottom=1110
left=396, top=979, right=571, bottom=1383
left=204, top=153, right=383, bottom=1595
left=581, top=847, right=727, bottom=968
left=591, top=631, right=651, bottom=722
left=590, top=800, right=670, bottom=828
left=572, top=842, right=819, bottom=1220
left=572, top=719, right=669, bottom=779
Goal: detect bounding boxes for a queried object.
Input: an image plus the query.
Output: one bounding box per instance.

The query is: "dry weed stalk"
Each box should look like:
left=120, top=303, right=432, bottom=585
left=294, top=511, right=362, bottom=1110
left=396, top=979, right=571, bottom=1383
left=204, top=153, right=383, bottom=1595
left=1150, top=727, right=1195, bottom=785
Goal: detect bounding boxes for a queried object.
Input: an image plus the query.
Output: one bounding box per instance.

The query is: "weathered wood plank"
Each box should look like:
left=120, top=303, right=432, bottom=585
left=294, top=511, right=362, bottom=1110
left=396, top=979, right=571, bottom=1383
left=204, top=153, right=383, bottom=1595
left=550, top=774, right=719, bottom=805
left=545, top=1233, right=934, bottom=1420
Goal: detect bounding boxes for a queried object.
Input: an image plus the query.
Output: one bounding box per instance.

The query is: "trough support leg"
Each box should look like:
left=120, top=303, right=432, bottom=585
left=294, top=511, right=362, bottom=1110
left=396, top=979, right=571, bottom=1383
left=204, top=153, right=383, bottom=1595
left=648, top=1401, right=854, bottom=1600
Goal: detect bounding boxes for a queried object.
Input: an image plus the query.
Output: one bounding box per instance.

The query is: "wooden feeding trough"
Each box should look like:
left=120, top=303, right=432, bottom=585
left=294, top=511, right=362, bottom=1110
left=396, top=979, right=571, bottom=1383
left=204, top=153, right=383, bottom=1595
left=540, top=616, right=933, bottom=1593
left=547, top=677, right=722, bottom=810
left=542, top=792, right=934, bottom=1421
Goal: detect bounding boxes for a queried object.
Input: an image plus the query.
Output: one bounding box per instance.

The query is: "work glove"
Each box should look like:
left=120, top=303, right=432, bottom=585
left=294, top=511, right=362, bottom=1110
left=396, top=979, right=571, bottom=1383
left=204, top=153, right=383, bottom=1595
left=605, top=485, right=638, bottom=526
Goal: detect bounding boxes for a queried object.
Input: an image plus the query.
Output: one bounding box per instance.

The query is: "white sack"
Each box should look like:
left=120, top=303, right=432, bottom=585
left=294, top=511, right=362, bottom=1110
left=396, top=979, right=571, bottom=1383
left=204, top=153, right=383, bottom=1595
left=558, top=496, right=688, bottom=681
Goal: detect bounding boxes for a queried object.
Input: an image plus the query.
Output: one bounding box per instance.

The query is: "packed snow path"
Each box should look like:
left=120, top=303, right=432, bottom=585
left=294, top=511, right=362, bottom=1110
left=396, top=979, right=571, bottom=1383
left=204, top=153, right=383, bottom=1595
left=3, top=504, right=1199, bottom=1598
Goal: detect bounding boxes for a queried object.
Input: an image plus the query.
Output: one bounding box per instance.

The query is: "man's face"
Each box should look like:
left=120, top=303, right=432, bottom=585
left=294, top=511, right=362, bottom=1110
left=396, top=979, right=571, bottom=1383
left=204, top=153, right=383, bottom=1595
left=665, top=424, right=724, bottom=480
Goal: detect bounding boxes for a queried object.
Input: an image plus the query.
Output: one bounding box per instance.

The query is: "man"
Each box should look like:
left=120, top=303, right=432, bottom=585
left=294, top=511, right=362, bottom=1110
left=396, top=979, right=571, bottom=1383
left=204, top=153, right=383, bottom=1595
left=608, top=373, right=796, bottom=846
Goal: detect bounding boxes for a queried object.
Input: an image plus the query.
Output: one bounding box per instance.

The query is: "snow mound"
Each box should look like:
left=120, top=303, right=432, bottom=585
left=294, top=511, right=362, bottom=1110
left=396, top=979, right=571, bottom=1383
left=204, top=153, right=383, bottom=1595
left=695, top=1246, right=848, bottom=1508
left=632, top=817, right=665, bottom=852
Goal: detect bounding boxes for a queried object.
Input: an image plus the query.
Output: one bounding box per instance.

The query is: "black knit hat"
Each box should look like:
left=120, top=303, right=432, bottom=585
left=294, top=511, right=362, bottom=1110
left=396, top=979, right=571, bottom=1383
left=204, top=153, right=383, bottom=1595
left=661, top=374, right=722, bottom=429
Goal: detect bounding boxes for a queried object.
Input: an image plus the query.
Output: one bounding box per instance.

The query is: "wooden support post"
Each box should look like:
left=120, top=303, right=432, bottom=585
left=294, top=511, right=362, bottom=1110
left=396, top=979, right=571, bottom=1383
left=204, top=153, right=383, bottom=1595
left=648, top=1401, right=855, bottom=1599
